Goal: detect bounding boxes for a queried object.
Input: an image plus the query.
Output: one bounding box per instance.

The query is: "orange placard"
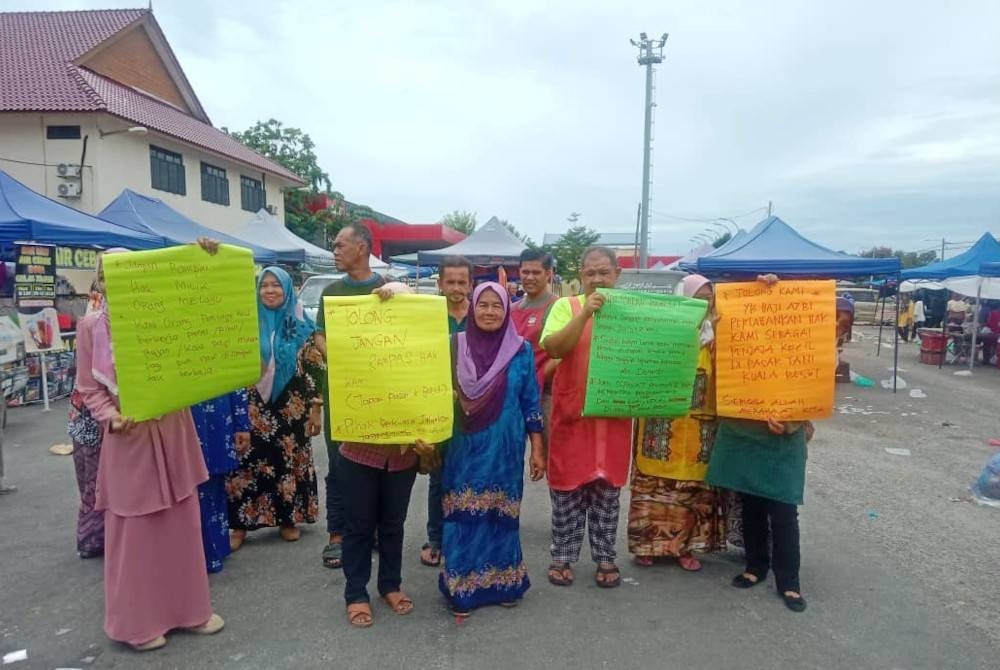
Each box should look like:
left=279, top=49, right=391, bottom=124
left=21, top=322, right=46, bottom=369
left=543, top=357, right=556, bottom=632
left=715, top=280, right=836, bottom=421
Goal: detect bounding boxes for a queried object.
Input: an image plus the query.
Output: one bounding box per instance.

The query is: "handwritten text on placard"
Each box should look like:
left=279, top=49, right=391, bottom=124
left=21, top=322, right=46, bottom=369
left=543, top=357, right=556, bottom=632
left=324, top=294, right=453, bottom=444
left=715, top=280, right=836, bottom=421
left=103, top=244, right=261, bottom=421
left=583, top=288, right=707, bottom=418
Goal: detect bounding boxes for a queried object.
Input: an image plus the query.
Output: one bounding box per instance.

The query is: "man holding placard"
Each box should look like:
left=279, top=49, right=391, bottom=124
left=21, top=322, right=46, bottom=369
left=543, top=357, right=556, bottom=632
left=540, top=246, right=633, bottom=589
left=314, top=223, right=386, bottom=571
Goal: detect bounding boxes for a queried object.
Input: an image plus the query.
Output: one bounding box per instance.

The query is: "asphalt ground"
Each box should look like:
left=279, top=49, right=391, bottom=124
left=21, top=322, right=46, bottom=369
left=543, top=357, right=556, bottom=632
left=1, top=325, right=998, bottom=669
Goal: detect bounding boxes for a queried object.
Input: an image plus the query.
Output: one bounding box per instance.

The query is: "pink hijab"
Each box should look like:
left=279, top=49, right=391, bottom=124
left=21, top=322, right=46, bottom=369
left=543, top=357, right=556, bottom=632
left=91, top=248, right=129, bottom=396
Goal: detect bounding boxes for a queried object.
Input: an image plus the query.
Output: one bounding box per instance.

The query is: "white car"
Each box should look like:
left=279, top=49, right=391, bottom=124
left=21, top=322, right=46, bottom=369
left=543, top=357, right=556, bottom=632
left=298, top=273, right=344, bottom=322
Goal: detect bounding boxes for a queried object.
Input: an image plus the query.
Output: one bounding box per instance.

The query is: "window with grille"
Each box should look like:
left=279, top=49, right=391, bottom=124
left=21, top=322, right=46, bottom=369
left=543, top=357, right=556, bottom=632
left=150, top=146, right=185, bottom=195
left=200, top=162, right=230, bottom=205
left=240, top=175, right=265, bottom=212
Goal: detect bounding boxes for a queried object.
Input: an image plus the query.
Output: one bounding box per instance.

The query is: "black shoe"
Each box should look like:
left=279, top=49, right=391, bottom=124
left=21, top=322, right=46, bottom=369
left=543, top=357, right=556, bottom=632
left=731, top=572, right=763, bottom=589
left=782, top=593, right=807, bottom=612
left=78, top=549, right=103, bottom=560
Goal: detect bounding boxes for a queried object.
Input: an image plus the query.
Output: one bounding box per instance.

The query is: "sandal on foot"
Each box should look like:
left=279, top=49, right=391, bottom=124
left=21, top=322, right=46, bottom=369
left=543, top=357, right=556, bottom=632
left=731, top=572, right=763, bottom=589
left=634, top=556, right=654, bottom=567
left=322, top=541, right=342, bottom=569
left=279, top=526, right=300, bottom=542
left=782, top=592, right=807, bottom=613
left=420, top=543, right=441, bottom=567
left=677, top=554, right=702, bottom=572
left=229, top=530, right=246, bottom=552
left=547, top=563, right=573, bottom=586
left=184, top=613, right=225, bottom=635
left=347, top=602, right=373, bottom=628
left=130, top=635, right=166, bottom=651
left=382, top=591, right=414, bottom=615
left=451, top=606, right=472, bottom=618
left=595, top=564, right=622, bottom=589
left=499, top=600, right=518, bottom=608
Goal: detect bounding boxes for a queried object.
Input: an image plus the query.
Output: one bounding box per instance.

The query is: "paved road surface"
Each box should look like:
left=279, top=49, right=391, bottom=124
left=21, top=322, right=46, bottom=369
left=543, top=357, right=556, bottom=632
left=1, top=327, right=998, bottom=669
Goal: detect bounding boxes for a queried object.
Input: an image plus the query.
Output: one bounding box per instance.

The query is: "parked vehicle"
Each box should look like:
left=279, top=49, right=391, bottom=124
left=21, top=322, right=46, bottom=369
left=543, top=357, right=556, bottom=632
left=298, top=273, right=344, bottom=322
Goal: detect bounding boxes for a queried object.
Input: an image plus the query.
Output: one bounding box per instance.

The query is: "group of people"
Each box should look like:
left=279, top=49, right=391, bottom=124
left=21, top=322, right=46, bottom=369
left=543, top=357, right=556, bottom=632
left=66, top=224, right=816, bottom=651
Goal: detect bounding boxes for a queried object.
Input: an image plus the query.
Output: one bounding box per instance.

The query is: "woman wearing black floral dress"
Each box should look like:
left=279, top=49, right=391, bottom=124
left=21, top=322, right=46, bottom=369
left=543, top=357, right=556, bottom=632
left=228, top=267, right=325, bottom=549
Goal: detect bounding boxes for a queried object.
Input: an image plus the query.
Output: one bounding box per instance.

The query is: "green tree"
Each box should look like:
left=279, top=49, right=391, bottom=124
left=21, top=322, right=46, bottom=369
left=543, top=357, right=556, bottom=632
left=495, top=218, right=537, bottom=248
left=712, top=232, right=732, bottom=248
left=546, top=225, right=600, bottom=281
left=857, top=246, right=938, bottom=269
left=440, top=210, right=477, bottom=235
left=225, top=119, right=331, bottom=192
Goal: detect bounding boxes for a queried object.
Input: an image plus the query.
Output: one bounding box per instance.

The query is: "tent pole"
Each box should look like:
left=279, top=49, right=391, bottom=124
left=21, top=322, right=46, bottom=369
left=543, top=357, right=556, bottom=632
left=892, top=281, right=900, bottom=393
left=939, top=299, right=947, bottom=370
left=875, top=294, right=884, bottom=357
left=970, top=280, right=982, bottom=372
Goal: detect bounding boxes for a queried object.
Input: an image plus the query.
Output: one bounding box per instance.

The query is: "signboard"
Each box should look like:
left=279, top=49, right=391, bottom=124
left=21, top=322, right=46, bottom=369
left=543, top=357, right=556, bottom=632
left=583, top=288, right=706, bottom=417
left=103, top=244, right=261, bottom=422
left=323, top=294, right=453, bottom=444
left=54, top=246, right=100, bottom=295
left=715, top=280, right=837, bottom=421
left=15, top=243, right=56, bottom=307
left=616, top=269, right=685, bottom=295
left=19, top=307, right=65, bottom=354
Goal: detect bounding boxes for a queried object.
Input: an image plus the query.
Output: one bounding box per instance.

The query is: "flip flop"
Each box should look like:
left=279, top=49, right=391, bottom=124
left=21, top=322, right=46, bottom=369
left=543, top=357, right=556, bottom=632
left=382, top=591, right=414, bottom=615
left=677, top=555, right=702, bottom=572
left=547, top=563, right=573, bottom=586
left=420, top=543, right=441, bottom=567
left=347, top=602, right=373, bottom=628
left=322, top=542, right=342, bottom=569
left=595, top=565, right=621, bottom=589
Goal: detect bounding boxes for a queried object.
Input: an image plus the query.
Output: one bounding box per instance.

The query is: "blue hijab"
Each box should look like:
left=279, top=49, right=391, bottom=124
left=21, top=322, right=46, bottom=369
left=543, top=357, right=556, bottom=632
left=257, top=267, right=316, bottom=402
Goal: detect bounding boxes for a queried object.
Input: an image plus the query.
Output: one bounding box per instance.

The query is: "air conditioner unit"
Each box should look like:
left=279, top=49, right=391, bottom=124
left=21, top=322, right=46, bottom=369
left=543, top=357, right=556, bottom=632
left=265, top=205, right=277, bottom=215
left=57, top=182, right=81, bottom=198
left=56, top=163, right=81, bottom=177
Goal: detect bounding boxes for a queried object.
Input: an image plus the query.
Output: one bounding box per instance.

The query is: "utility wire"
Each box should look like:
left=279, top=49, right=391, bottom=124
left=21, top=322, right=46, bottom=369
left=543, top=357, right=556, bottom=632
left=649, top=205, right=768, bottom=224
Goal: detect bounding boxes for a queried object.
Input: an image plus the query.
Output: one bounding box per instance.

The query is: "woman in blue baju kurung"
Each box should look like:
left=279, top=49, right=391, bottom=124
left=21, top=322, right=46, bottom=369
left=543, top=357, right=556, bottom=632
left=191, top=390, right=249, bottom=573
left=439, top=282, right=546, bottom=616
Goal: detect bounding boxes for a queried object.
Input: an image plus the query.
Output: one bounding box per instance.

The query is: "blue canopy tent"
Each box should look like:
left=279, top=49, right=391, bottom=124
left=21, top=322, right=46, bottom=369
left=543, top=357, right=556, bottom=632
left=99, top=190, right=278, bottom=263
left=693, top=216, right=901, bottom=278
left=900, top=233, right=1000, bottom=281
left=0, top=169, right=163, bottom=252
left=982, top=262, right=1000, bottom=278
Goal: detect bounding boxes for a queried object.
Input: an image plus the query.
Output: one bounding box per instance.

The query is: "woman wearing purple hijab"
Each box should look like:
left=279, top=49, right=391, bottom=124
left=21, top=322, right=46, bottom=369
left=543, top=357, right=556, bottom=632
left=439, top=282, right=546, bottom=616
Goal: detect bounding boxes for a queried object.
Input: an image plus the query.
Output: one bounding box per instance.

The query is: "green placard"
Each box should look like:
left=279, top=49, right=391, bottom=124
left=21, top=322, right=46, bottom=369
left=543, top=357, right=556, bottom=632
left=582, top=288, right=707, bottom=418
left=103, top=244, right=260, bottom=421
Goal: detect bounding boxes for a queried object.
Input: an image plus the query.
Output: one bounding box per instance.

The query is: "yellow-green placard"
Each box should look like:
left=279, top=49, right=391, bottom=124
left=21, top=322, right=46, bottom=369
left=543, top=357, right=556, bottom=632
left=324, top=294, right=453, bottom=444
left=583, top=288, right=707, bottom=417
left=103, top=244, right=260, bottom=421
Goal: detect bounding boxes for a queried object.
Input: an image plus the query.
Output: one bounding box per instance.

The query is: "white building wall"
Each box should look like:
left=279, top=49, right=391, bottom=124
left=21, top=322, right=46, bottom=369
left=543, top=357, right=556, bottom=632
left=0, top=112, right=291, bottom=235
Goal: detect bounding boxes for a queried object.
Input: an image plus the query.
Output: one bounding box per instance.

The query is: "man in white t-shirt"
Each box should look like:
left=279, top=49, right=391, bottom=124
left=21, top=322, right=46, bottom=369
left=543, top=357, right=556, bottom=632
left=947, top=293, right=970, bottom=327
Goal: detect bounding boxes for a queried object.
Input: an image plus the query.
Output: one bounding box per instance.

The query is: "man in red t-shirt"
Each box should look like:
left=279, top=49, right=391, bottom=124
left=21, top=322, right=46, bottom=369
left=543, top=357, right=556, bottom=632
left=511, top=249, right=559, bottom=446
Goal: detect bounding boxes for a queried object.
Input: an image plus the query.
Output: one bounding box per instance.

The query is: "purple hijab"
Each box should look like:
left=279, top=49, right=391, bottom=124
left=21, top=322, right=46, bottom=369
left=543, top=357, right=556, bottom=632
left=455, top=282, right=524, bottom=432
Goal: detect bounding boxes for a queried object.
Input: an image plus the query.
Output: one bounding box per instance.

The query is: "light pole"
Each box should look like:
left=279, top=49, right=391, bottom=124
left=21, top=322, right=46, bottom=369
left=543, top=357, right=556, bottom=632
left=631, top=32, right=668, bottom=269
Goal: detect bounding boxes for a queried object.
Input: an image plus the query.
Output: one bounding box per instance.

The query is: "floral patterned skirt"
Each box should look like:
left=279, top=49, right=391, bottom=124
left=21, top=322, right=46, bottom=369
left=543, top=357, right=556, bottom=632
left=627, top=472, right=727, bottom=557
left=227, top=390, right=319, bottom=530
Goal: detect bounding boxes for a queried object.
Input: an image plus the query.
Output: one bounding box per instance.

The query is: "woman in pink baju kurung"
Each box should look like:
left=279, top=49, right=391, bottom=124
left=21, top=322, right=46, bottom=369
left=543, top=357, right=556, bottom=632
left=75, top=249, right=223, bottom=651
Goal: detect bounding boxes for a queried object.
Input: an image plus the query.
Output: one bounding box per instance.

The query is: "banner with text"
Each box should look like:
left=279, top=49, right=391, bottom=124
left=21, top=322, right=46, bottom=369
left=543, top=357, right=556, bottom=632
left=715, top=280, right=836, bottom=421
left=15, top=243, right=56, bottom=307
left=583, top=288, right=707, bottom=418
left=324, top=294, right=452, bottom=444
left=103, top=244, right=261, bottom=422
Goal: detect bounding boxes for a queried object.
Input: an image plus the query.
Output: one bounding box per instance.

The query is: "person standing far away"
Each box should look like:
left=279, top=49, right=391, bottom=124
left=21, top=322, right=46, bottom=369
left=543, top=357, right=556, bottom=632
left=912, top=292, right=926, bottom=342
left=510, top=248, right=559, bottom=453
left=419, top=255, right=473, bottom=569
left=540, top=246, right=633, bottom=589
left=312, top=223, right=386, bottom=570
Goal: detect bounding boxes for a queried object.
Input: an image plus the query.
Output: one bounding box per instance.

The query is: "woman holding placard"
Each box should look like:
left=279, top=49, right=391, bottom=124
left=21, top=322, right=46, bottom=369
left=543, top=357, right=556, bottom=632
left=627, top=274, right=727, bottom=571
left=76, top=246, right=224, bottom=651
left=228, top=266, right=324, bottom=550
left=439, top=282, right=546, bottom=616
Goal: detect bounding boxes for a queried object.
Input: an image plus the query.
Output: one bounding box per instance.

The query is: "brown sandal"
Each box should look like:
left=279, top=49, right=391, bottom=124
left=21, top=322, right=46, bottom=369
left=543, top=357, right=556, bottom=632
left=382, top=591, right=414, bottom=615
left=547, top=563, right=574, bottom=586
left=279, top=526, right=300, bottom=542
left=595, top=564, right=621, bottom=588
left=347, top=602, right=373, bottom=628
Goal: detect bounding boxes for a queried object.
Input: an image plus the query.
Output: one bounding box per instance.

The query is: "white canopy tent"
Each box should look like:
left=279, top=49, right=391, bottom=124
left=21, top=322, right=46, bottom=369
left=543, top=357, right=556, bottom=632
left=234, top=209, right=387, bottom=269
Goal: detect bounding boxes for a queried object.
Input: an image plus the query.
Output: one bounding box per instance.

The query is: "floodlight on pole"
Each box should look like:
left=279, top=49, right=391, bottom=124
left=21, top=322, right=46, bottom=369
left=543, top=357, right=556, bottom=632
left=631, top=31, right=669, bottom=270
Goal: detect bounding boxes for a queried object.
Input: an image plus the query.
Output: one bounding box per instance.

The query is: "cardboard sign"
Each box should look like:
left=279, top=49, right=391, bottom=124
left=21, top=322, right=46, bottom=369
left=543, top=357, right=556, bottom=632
left=583, top=288, right=706, bottom=417
left=715, top=280, right=836, bottom=421
left=103, top=244, right=260, bottom=421
left=323, top=294, right=452, bottom=444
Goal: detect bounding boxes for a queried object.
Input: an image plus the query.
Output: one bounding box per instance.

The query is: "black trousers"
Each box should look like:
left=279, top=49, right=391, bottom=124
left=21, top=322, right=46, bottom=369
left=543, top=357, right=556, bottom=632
left=742, top=493, right=801, bottom=593
left=339, top=455, right=417, bottom=605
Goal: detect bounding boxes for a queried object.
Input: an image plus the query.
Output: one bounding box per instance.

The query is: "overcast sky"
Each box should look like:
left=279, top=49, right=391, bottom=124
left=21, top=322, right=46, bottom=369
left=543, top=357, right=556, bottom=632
left=10, top=0, right=1000, bottom=256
